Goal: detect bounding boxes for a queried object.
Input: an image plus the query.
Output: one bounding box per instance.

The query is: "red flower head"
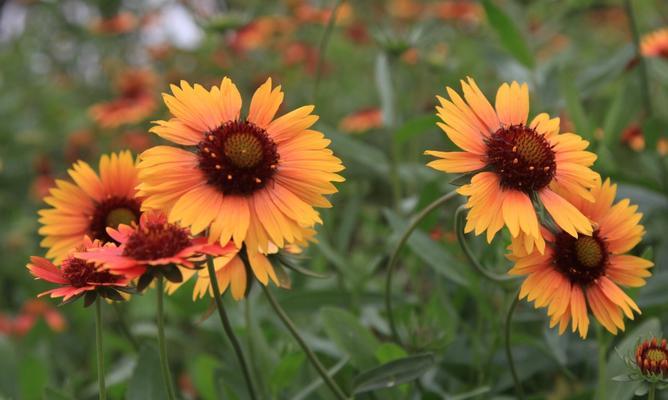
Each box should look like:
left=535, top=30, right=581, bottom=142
left=27, top=237, right=131, bottom=306
left=78, top=212, right=234, bottom=291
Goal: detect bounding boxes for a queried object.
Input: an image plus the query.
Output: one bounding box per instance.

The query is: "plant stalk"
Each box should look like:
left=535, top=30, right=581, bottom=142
left=156, top=278, right=177, bottom=400
left=206, top=257, right=257, bottom=400
left=505, top=291, right=525, bottom=400
left=95, top=298, right=107, bottom=400
left=261, top=285, right=349, bottom=400
left=384, top=190, right=457, bottom=345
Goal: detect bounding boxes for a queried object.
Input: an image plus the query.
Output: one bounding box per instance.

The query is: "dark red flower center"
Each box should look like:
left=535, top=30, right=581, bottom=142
left=89, top=196, right=142, bottom=244
left=62, top=256, right=120, bottom=288
left=197, top=120, right=279, bottom=196
left=553, top=230, right=608, bottom=286
left=485, top=124, right=556, bottom=193
left=122, top=220, right=192, bottom=261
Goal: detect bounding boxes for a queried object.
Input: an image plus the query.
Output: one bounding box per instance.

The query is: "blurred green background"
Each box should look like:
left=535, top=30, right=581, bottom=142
left=1, top=0, right=668, bottom=399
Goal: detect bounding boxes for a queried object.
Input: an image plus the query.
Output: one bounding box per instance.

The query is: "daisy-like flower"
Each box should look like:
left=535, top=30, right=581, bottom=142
left=89, top=69, right=156, bottom=129
left=78, top=212, right=233, bottom=290
left=339, top=107, right=383, bottom=134
left=425, top=78, right=599, bottom=253
left=167, top=229, right=314, bottom=300
left=641, top=28, right=668, bottom=59
left=137, top=77, right=344, bottom=253
left=38, top=151, right=141, bottom=261
left=508, top=179, right=653, bottom=338
left=27, top=237, right=131, bottom=305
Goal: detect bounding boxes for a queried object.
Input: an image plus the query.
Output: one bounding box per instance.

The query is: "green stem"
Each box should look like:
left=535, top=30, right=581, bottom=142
left=261, top=285, right=349, bottom=400
left=648, top=382, right=657, bottom=400
left=206, top=257, right=257, bottom=400
left=625, top=0, right=652, bottom=115
left=156, top=278, right=177, bottom=400
left=384, top=190, right=458, bottom=345
left=313, top=0, right=344, bottom=102
left=454, top=205, right=515, bottom=283
left=596, top=325, right=608, bottom=400
left=505, top=291, right=525, bottom=400
left=95, top=298, right=107, bottom=400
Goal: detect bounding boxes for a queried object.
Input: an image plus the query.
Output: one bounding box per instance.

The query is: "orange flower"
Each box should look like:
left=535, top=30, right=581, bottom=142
left=509, top=179, right=652, bottom=338
left=89, top=11, right=137, bottom=35
left=339, top=108, right=383, bottom=134
left=641, top=28, right=668, bottom=59
left=27, top=237, right=132, bottom=304
left=427, top=1, right=481, bottom=23
left=89, top=69, right=156, bottom=128
left=78, top=212, right=233, bottom=284
left=168, top=229, right=313, bottom=300
left=425, top=78, right=599, bottom=254
left=138, top=77, right=344, bottom=254
left=621, top=123, right=645, bottom=152
left=38, top=151, right=141, bottom=261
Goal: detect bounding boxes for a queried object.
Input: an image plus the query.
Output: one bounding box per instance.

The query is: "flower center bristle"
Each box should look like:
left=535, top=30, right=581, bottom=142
left=575, top=236, right=604, bottom=269
left=647, top=348, right=668, bottom=363
left=197, top=120, right=279, bottom=196
left=122, top=220, right=192, bottom=261
left=62, top=255, right=120, bottom=288
left=553, top=230, right=608, bottom=286
left=90, top=197, right=142, bottom=244
left=485, top=124, right=556, bottom=193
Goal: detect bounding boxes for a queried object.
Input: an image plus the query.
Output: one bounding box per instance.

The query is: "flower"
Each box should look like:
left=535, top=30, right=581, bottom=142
left=137, top=77, right=344, bottom=253
left=89, top=11, right=138, bottom=35
left=614, top=336, right=668, bottom=390
left=78, top=212, right=232, bottom=289
left=27, top=237, right=131, bottom=305
left=339, top=108, right=383, bottom=134
left=38, top=151, right=142, bottom=261
left=641, top=28, right=668, bottom=59
left=508, top=179, right=653, bottom=338
left=89, top=69, right=156, bottom=128
left=167, top=230, right=313, bottom=300
left=425, top=78, right=599, bottom=254
left=0, top=300, right=66, bottom=337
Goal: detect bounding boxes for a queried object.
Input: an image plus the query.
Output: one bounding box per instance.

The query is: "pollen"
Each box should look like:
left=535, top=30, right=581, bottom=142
left=485, top=124, right=556, bottom=193
left=197, top=120, right=279, bottom=196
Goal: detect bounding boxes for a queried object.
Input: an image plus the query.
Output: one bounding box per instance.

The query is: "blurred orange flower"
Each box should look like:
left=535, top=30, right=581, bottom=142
left=641, top=28, right=668, bottom=59
left=0, top=300, right=66, bottom=337
left=339, top=108, right=383, bottom=134
left=229, top=17, right=293, bottom=54
left=427, top=1, right=481, bottom=23
left=89, top=69, right=156, bottom=129
left=90, top=11, right=137, bottom=35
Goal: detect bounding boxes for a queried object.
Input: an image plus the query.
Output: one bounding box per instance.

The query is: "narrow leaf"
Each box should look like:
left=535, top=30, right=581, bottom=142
left=482, top=0, right=534, bottom=68
left=352, top=353, right=435, bottom=394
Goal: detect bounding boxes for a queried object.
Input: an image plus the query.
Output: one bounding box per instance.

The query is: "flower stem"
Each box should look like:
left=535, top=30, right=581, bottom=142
left=95, top=298, right=107, bottom=400
left=648, top=382, right=657, bottom=400
left=596, top=324, right=608, bottom=400
left=384, top=190, right=457, bottom=345
left=505, top=291, right=525, bottom=400
left=156, top=278, right=177, bottom=400
left=206, top=257, right=257, bottom=400
left=454, top=205, right=515, bottom=283
left=625, top=0, right=652, bottom=115
left=261, top=285, right=349, bottom=400
left=313, top=0, right=344, bottom=102
left=112, top=302, right=140, bottom=353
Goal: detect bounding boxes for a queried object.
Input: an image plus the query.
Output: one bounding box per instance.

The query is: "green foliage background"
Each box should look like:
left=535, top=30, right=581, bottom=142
left=1, top=0, right=668, bottom=399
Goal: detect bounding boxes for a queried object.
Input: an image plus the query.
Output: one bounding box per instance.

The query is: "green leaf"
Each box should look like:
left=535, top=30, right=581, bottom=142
left=126, top=345, right=169, bottom=400
left=602, top=81, right=629, bottom=146
left=384, top=209, right=470, bottom=287
left=0, top=337, right=18, bottom=398
left=325, top=126, right=390, bottom=177
left=191, top=355, right=220, bottom=400
left=394, top=114, right=438, bottom=145
left=642, top=117, right=667, bottom=149
left=375, top=343, right=407, bottom=364
left=20, top=355, right=48, bottom=400
left=604, top=318, right=661, bottom=400
left=278, top=255, right=332, bottom=279
left=482, top=0, right=534, bottom=68
left=560, top=73, right=592, bottom=139
left=352, top=353, right=435, bottom=394
left=270, top=352, right=306, bottom=394
left=320, top=307, right=380, bottom=369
